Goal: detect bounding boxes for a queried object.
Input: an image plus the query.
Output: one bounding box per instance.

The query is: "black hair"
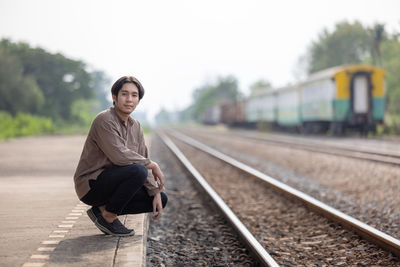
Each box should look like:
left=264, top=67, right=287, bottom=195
left=111, top=76, right=145, bottom=105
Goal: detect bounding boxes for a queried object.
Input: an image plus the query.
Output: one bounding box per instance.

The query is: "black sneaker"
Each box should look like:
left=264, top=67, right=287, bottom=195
left=87, top=206, right=101, bottom=223
left=95, top=215, right=135, bottom=237
left=87, top=207, right=109, bottom=235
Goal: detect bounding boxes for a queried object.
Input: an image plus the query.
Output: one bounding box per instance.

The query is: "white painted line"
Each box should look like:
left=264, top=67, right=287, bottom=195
left=49, top=235, right=65, bottom=238
left=53, top=230, right=68, bottom=233
left=62, top=221, right=76, bottom=224
left=37, top=247, right=56, bottom=252
left=30, top=254, right=50, bottom=260
left=22, top=263, right=45, bottom=267
left=58, top=224, right=73, bottom=228
left=42, top=240, right=60, bottom=245
left=26, top=203, right=86, bottom=267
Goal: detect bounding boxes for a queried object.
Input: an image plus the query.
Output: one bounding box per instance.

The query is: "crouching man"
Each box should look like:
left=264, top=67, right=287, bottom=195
left=73, top=76, right=167, bottom=236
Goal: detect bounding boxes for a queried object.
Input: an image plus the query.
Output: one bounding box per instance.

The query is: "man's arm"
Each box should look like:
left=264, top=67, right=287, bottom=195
left=152, top=192, right=163, bottom=220
left=145, top=161, right=165, bottom=190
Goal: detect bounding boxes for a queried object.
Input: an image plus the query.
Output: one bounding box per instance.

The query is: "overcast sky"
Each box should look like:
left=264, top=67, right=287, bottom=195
left=0, top=0, right=399, bottom=121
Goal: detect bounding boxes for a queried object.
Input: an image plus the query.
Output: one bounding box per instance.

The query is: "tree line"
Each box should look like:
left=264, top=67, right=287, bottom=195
left=156, top=21, right=400, bottom=134
left=0, top=39, right=111, bottom=139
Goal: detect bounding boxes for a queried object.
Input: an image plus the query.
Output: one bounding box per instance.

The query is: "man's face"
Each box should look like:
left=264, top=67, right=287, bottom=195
left=113, top=83, right=140, bottom=115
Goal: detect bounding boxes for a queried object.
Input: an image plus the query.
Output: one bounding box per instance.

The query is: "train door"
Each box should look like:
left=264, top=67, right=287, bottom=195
left=353, top=75, right=369, bottom=114
left=350, top=72, right=372, bottom=128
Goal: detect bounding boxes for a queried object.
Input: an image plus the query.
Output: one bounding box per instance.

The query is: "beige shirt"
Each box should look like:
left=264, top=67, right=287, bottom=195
left=73, top=107, right=159, bottom=199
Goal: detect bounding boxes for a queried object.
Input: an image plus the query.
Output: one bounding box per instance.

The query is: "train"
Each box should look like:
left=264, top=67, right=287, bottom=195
left=201, top=64, right=386, bottom=135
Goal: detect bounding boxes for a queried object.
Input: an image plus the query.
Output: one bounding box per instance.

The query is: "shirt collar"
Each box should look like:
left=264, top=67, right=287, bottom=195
left=110, top=107, right=134, bottom=126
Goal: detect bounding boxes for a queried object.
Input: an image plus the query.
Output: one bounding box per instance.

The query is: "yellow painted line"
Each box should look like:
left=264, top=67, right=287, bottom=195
left=37, top=247, right=56, bottom=252
left=30, top=255, right=50, bottom=260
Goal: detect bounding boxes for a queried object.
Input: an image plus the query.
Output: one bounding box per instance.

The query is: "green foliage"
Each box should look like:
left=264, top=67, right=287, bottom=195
left=0, top=48, right=44, bottom=115
left=141, top=125, right=151, bottom=135
left=381, top=36, right=400, bottom=116
left=52, top=120, right=90, bottom=136
left=307, top=21, right=371, bottom=73
left=191, top=75, right=241, bottom=120
left=249, top=79, right=272, bottom=95
left=70, top=98, right=99, bottom=126
left=0, top=111, right=54, bottom=140
left=370, top=23, right=386, bottom=66
left=92, top=70, right=112, bottom=111
left=0, top=39, right=111, bottom=122
left=0, top=39, right=112, bottom=139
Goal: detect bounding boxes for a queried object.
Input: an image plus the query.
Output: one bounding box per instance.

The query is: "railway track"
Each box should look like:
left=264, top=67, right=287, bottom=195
left=159, top=129, right=400, bottom=266
left=184, top=127, right=400, bottom=166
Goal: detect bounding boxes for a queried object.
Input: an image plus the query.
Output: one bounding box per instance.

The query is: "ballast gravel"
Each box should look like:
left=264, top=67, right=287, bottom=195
left=180, top=128, right=400, bottom=240
left=169, top=134, right=399, bottom=266
left=146, top=134, right=256, bottom=266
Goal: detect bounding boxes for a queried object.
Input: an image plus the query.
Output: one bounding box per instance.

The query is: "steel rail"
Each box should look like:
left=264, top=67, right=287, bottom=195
left=158, top=131, right=279, bottom=267
left=168, top=129, right=400, bottom=258
left=243, top=135, right=400, bottom=166
left=184, top=128, right=400, bottom=166
left=239, top=132, right=400, bottom=158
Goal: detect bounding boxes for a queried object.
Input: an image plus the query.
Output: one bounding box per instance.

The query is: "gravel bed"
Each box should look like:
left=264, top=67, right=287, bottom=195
left=179, top=128, right=400, bottom=240
left=169, top=135, right=399, bottom=266
left=146, top=134, right=257, bottom=266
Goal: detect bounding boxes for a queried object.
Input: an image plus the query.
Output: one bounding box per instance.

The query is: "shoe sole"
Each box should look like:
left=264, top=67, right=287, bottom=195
left=87, top=208, right=135, bottom=237
left=94, top=220, right=135, bottom=237
left=87, top=208, right=109, bottom=235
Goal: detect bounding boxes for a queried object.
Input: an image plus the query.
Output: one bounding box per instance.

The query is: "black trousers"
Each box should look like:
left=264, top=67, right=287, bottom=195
left=80, top=164, right=167, bottom=215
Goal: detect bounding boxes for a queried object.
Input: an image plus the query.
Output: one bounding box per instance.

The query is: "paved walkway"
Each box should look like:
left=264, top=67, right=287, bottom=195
left=0, top=136, right=148, bottom=267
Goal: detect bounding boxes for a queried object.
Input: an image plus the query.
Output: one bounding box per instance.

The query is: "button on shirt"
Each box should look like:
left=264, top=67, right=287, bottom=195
left=74, top=107, right=159, bottom=199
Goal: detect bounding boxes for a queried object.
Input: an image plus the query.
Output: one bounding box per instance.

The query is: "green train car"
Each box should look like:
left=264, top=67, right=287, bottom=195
left=246, top=64, right=385, bottom=134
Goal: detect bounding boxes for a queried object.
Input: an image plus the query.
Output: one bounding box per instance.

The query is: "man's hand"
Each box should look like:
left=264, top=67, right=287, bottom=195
left=152, top=192, right=163, bottom=220
left=146, top=161, right=165, bottom=190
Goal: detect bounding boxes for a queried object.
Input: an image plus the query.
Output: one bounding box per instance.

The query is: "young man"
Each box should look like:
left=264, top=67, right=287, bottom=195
left=74, top=76, right=167, bottom=237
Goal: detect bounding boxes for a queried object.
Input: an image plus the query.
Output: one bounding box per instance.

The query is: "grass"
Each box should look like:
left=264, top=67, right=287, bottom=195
left=0, top=111, right=55, bottom=140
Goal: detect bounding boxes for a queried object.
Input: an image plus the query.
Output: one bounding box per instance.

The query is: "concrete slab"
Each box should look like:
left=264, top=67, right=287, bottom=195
left=0, top=136, right=149, bottom=267
left=114, top=214, right=149, bottom=267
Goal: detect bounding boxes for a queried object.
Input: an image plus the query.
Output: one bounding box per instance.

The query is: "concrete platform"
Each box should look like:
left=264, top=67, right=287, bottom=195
left=22, top=205, right=150, bottom=267
left=0, top=136, right=150, bottom=267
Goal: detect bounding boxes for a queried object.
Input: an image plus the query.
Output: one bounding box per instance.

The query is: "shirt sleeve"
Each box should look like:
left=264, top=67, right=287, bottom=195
left=93, top=118, right=151, bottom=166
left=137, top=124, right=161, bottom=196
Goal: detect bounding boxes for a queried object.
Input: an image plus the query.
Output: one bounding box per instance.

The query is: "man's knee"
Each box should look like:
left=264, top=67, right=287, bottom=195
left=160, top=192, right=168, bottom=208
left=126, top=163, right=148, bottom=184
